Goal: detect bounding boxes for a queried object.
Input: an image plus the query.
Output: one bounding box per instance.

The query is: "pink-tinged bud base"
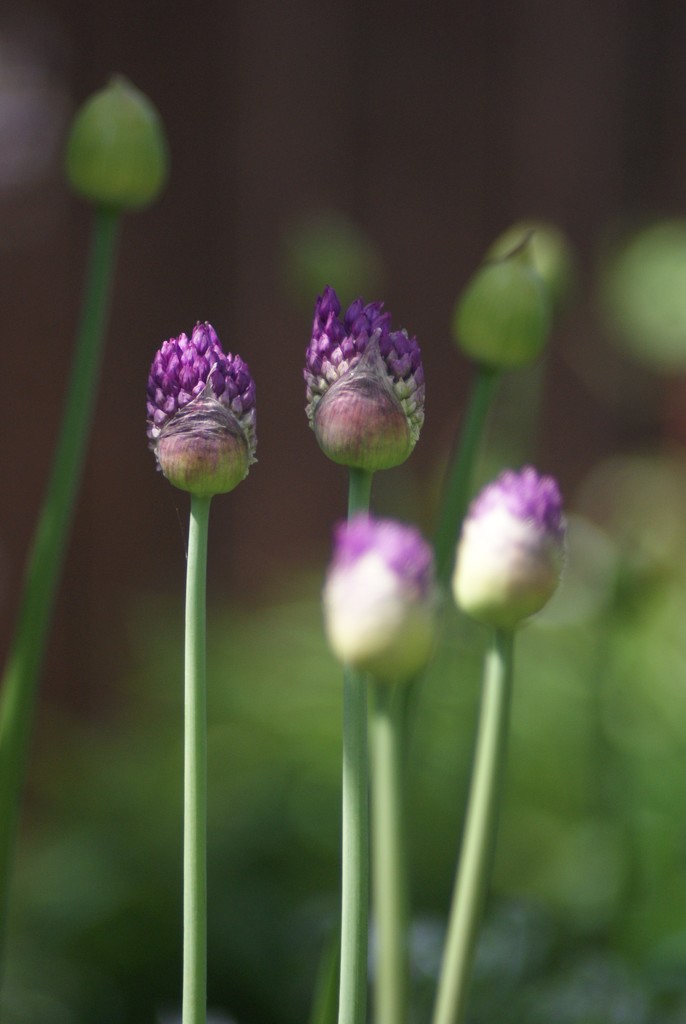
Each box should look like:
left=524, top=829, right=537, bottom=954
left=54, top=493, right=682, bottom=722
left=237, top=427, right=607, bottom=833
left=314, top=372, right=411, bottom=471
left=155, top=395, right=250, bottom=497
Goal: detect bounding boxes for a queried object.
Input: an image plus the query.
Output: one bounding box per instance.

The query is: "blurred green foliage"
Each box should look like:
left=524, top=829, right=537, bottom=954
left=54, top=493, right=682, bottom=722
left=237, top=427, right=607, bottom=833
left=280, top=209, right=386, bottom=313
left=600, top=220, right=686, bottom=371
left=8, top=210, right=686, bottom=1022
left=6, top=453, right=686, bottom=1022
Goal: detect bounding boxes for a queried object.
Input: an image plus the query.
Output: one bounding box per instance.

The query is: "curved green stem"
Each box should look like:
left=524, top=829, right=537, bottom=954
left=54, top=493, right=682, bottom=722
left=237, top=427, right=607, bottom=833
left=371, top=683, right=408, bottom=1024
left=0, top=206, right=121, bottom=958
left=338, top=467, right=373, bottom=1024
left=432, top=629, right=515, bottom=1024
left=434, top=366, right=500, bottom=586
left=183, top=494, right=211, bottom=1024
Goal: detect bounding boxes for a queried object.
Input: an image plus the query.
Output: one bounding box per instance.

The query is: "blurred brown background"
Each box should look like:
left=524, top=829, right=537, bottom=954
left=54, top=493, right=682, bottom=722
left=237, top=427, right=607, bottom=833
left=1, top=0, right=686, bottom=713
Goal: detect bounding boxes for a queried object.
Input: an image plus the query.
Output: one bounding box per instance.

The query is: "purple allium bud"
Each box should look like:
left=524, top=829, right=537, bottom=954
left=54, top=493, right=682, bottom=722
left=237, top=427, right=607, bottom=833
left=453, top=466, right=566, bottom=629
left=304, top=286, right=424, bottom=471
left=146, top=323, right=256, bottom=497
left=323, top=514, right=437, bottom=683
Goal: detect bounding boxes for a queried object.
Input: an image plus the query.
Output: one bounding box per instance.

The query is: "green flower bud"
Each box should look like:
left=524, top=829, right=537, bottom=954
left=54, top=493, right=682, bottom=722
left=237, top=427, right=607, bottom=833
left=452, top=236, right=552, bottom=369
left=65, top=76, right=169, bottom=210
left=487, top=221, right=576, bottom=318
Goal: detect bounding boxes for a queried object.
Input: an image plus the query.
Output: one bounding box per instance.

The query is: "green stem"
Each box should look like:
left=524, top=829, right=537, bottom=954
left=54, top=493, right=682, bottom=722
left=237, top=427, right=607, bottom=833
left=371, top=683, right=409, bottom=1024
left=347, top=468, right=373, bottom=519
left=432, top=629, right=515, bottom=1024
left=434, top=366, right=500, bottom=586
left=0, top=206, right=121, bottom=956
left=183, top=494, right=211, bottom=1024
left=338, top=467, right=373, bottom=1024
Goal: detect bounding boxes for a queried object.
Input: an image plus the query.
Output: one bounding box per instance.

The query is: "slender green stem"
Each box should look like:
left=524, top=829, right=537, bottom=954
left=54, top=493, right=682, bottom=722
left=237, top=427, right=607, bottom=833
left=432, top=629, right=515, bottom=1024
left=371, top=683, right=409, bottom=1024
left=183, top=494, right=211, bottom=1024
left=347, top=468, right=373, bottom=519
left=0, top=206, right=120, bottom=956
left=339, top=671, right=370, bottom=1024
left=338, top=467, right=373, bottom=1024
left=434, top=366, right=500, bottom=586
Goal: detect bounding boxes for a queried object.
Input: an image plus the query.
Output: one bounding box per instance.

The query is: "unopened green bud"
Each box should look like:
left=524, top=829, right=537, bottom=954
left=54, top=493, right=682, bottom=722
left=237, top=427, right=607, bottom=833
left=65, top=76, right=169, bottom=210
left=453, top=236, right=551, bottom=369
left=487, top=221, right=576, bottom=318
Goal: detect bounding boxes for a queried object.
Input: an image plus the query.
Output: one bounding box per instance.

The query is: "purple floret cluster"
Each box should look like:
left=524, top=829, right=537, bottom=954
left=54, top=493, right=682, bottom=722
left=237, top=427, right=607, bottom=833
left=146, top=322, right=256, bottom=457
left=469, top=466, right=565, bottom=541
left=331, top=513, right=435, bottom=598
left=304, top=285, right=424, bottom=444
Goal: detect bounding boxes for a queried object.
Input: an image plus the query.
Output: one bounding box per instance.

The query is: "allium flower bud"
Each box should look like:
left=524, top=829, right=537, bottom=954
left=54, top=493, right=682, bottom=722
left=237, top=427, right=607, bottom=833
left=452, top=238, right=551, bottom=369
left=453, top=467, right=566, bottom=629
left=304, top=286, right=424, bottom=471
left=147, top=323, right=256, bottom=497
left=323, top=514, right=437, bottom=683
left=66, top=76, right=169, bottom=210
left=486, top=222, right=576, bottom=319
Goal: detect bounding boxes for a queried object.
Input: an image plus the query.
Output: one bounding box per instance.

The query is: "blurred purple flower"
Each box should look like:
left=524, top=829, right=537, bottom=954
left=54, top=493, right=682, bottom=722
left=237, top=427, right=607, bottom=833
left=453, top=466, right=565, bottom=629
left=324, top=513, right=437, bottom=682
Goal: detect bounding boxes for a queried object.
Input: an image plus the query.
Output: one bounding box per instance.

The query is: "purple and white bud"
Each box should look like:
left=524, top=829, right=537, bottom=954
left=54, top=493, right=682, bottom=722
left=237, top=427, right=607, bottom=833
left=453, top=467, right=566, bottom=629
left=304, top=286, right=424, bottom=471
left=323, top=514, right=437, bottom=683
left=146, top=322, right=256, bottom=497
